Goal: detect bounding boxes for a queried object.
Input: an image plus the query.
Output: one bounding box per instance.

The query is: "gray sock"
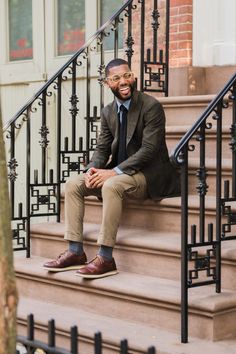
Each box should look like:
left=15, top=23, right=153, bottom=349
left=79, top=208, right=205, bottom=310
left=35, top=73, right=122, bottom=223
left=98, top=245, right=113, bottom=260
left=69, top=241, right=84, bottom=256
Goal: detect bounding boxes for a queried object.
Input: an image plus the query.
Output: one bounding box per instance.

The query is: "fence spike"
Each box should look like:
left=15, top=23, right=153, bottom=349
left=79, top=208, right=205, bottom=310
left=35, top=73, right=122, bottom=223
left=147, top=346, right=156, bottom=354
left=94, top=331, right=102, bottom=354
left=48, top=318, right=55, bottom=347
left=27, top=313, right=34, bottom=340
left=71, top=325, right=78, bottom=354
left=120, top=339, right=128, bottom=354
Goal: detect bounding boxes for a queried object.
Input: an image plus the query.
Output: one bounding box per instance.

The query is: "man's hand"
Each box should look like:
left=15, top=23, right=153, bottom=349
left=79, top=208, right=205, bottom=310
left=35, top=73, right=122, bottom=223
left=85, top=167, right=117, bottom=188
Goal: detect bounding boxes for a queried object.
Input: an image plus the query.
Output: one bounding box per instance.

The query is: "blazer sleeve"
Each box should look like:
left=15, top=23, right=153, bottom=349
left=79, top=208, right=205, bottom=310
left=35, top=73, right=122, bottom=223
left=85, top=109, right=114, bottom=170
left=117, top=100, right=166, bottom=175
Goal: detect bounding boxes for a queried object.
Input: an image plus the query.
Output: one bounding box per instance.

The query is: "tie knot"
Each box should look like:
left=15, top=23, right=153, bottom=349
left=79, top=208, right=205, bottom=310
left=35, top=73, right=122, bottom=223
left=120, top=105, right=128, bottom=113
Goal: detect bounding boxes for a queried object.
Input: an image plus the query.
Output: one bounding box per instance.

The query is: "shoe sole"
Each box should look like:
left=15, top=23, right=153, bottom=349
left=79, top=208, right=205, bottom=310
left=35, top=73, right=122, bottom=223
left=76, top=270, right=118, bottom=279
left=43, top=264, right=86, bottom=272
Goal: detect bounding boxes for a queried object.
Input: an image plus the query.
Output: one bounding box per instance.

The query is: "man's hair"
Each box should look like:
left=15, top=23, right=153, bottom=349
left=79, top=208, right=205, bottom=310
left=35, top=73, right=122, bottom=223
left=105, top=58, right=130, bottom=77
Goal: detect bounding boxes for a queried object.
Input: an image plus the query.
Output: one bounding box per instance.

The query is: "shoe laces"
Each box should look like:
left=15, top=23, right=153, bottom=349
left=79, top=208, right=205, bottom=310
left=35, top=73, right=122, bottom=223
left=57, top=250, right=69, bottom=260
left=90, top=255, right=104, bottom=265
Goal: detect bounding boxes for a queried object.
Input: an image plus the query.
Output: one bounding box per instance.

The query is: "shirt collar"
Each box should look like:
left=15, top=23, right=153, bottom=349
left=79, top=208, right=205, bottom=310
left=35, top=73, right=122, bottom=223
left=116, top=98, right=131, bottom=113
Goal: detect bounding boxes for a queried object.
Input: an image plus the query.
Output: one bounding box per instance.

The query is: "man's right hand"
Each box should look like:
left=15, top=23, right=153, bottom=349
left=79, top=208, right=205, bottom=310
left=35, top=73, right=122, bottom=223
left=84, top=167, right=98, bottom=188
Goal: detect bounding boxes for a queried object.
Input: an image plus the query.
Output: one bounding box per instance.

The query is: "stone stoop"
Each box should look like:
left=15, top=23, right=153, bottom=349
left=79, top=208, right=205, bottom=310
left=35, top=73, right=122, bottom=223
left=14, top=94, right=236, bottom=353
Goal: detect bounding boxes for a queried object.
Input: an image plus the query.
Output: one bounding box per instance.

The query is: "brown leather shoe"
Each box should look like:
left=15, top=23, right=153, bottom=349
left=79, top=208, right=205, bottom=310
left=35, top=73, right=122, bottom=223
left=76, top=255, right=118, bottom=279
left=43, top=250, right=87, bottom=272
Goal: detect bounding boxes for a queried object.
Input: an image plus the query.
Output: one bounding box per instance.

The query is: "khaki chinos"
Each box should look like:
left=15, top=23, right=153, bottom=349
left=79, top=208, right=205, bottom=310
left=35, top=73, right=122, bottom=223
left=64, top=171, right=147, bottom=247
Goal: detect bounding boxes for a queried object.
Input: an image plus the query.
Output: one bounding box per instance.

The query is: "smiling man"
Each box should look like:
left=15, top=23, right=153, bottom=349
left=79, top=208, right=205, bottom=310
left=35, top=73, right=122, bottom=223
left=43, top=58, right=180, bottom=278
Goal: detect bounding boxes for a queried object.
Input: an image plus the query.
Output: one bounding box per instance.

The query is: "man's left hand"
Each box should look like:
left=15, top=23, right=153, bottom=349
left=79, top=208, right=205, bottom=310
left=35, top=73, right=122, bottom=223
left=88, top=169, right=117, bottom=188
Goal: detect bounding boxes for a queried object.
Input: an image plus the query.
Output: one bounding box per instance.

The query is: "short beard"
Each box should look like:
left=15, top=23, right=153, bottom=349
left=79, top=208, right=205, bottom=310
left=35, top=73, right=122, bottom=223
left=111, top=82, right=135, bottom=101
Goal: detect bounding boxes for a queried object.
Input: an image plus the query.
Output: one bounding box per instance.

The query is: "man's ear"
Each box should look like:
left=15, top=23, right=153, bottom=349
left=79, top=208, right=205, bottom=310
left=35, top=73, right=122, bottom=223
left=103, top=80, right=109, bottom=87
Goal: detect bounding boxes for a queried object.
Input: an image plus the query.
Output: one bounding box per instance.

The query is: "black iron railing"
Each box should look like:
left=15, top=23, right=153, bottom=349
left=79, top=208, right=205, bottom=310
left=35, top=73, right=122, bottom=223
left=171, top=72, right=236, bottom=343
left=3, top=0, right=169, bottom=257
left=16, top=314, right=156, bottom=354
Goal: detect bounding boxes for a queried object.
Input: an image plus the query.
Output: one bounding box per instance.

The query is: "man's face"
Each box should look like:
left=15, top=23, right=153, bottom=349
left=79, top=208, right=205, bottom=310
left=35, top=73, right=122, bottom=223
left=105, top=64, right=135, bottom=101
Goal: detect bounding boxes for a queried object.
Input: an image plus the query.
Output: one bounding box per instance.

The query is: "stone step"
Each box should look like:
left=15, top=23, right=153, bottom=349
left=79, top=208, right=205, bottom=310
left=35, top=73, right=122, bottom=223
left=17, top=296, right=236, bottom=354
left=160, top=95, right=215, bottom=127
left=30, top=222, right=181, bottom=280
left=14, top=254, right=236, bottom=341
left=30, top=222, right=236, bottom=291
left=166, top=125, right=234, bottom=160
left=60, top=195, right=223, bottom=234
left=159, top=95, right=233, bottom=128
left=186, top=158, right=234, bottom=197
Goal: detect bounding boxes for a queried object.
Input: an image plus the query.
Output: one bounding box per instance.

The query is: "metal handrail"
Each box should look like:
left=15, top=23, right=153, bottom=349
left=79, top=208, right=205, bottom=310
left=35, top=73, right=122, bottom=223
left=170, top=71, right=236, bottom=343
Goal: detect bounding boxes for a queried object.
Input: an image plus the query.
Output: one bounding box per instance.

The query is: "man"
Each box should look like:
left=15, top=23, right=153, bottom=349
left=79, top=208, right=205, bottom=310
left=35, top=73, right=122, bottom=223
left=43, top=58, right=180, bottom=278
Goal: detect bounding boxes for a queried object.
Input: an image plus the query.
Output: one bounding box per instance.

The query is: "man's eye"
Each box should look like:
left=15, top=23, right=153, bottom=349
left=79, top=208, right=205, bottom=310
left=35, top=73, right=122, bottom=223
left=124, top=72, right=132, bottom=79
left=112, top=75, right=120, bottom=82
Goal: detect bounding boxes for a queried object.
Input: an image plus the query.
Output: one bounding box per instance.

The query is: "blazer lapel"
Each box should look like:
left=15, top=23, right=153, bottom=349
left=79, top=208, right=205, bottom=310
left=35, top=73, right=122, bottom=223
left=110, top=100, right=119, bottom=155
left=126, top=90, right=142, bottom=145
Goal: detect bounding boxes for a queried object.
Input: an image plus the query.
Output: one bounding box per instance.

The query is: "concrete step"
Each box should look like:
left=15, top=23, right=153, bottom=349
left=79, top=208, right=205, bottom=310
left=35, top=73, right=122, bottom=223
left=14, top=254, right=236, bottom=341
left=30, top=222, right=236, bottom=291
left=17, top=296, right=236, bottom=354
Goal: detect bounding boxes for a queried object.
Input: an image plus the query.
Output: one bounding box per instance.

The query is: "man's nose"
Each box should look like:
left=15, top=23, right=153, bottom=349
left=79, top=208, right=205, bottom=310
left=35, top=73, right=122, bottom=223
left=119, top=75, right=127, bottom=84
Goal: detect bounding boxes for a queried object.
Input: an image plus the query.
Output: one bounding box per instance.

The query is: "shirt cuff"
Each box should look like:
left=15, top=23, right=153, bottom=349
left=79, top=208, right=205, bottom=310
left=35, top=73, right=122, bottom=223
left=114, top=167, right=123, bottom=175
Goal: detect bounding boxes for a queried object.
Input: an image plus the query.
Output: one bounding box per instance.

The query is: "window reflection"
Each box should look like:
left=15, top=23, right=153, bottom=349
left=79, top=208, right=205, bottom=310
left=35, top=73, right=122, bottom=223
left=9, top=0, right=33, bottom=61
left=57, top=0, right=85, bottom=56
left=101, top=0, right=123, bottom=50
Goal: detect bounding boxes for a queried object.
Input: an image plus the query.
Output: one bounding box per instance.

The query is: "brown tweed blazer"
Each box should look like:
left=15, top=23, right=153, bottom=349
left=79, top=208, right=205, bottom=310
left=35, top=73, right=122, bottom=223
left=86, top=90, right=180, bottom=200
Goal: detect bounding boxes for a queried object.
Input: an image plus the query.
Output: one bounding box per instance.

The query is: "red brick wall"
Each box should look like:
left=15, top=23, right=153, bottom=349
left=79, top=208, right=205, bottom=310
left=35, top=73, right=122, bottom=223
left=123, top=0, right=193, bottom=90
left=169, top=0, right=193, bottom=67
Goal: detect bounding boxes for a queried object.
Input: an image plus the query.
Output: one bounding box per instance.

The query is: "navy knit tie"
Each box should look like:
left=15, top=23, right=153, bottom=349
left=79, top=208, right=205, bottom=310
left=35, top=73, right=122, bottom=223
left=117, top=105, right=128, bottom=164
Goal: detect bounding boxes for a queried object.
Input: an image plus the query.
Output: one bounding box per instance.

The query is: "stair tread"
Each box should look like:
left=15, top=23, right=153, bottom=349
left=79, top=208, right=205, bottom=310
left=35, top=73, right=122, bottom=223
left=14, top=253, right=236, bottom=313
left=31, top=221, right=236, bottom=262
left=159, top=94, right=215, bottom=105
left=60, top=194, right=221, bottom=211
left=18, top=296, right=236, bottom=354
left=31, top=221, right=181, bottom=254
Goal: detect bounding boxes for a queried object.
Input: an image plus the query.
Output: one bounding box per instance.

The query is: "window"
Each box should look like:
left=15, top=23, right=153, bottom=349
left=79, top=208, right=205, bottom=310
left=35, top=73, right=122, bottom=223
left=8, top=0, right=33, bottom=61
left=100, top=0, right=124, bottom=50
left=57, top=0, right=85, bottom=56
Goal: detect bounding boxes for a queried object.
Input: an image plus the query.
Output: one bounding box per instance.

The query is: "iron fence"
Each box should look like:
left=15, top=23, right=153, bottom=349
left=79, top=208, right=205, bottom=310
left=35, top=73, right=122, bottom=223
left=16, top=314, right=156, bottom=354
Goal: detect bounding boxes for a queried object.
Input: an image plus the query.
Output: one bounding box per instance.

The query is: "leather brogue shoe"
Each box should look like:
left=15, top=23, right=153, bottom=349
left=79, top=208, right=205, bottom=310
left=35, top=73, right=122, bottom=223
left=43, top=250, right=87, bottom=272
left=76, top=255, right=118, bottom=279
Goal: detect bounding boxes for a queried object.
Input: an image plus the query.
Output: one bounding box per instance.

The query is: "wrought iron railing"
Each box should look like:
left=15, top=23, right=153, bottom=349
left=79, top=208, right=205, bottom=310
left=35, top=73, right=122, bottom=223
left=171, top=72, right=236, bottom=343
left=16, top=314, right=156, bottom=354
left=3, top=0, right=169, bottom=257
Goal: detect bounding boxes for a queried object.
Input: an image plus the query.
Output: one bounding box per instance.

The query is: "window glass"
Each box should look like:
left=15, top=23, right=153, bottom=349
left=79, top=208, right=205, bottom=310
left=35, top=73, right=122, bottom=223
left=101, top=0, right=124, bottom=50
left=9, top=0, right=33, bottom=61
left=57, top=0, right=85, bottom=56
